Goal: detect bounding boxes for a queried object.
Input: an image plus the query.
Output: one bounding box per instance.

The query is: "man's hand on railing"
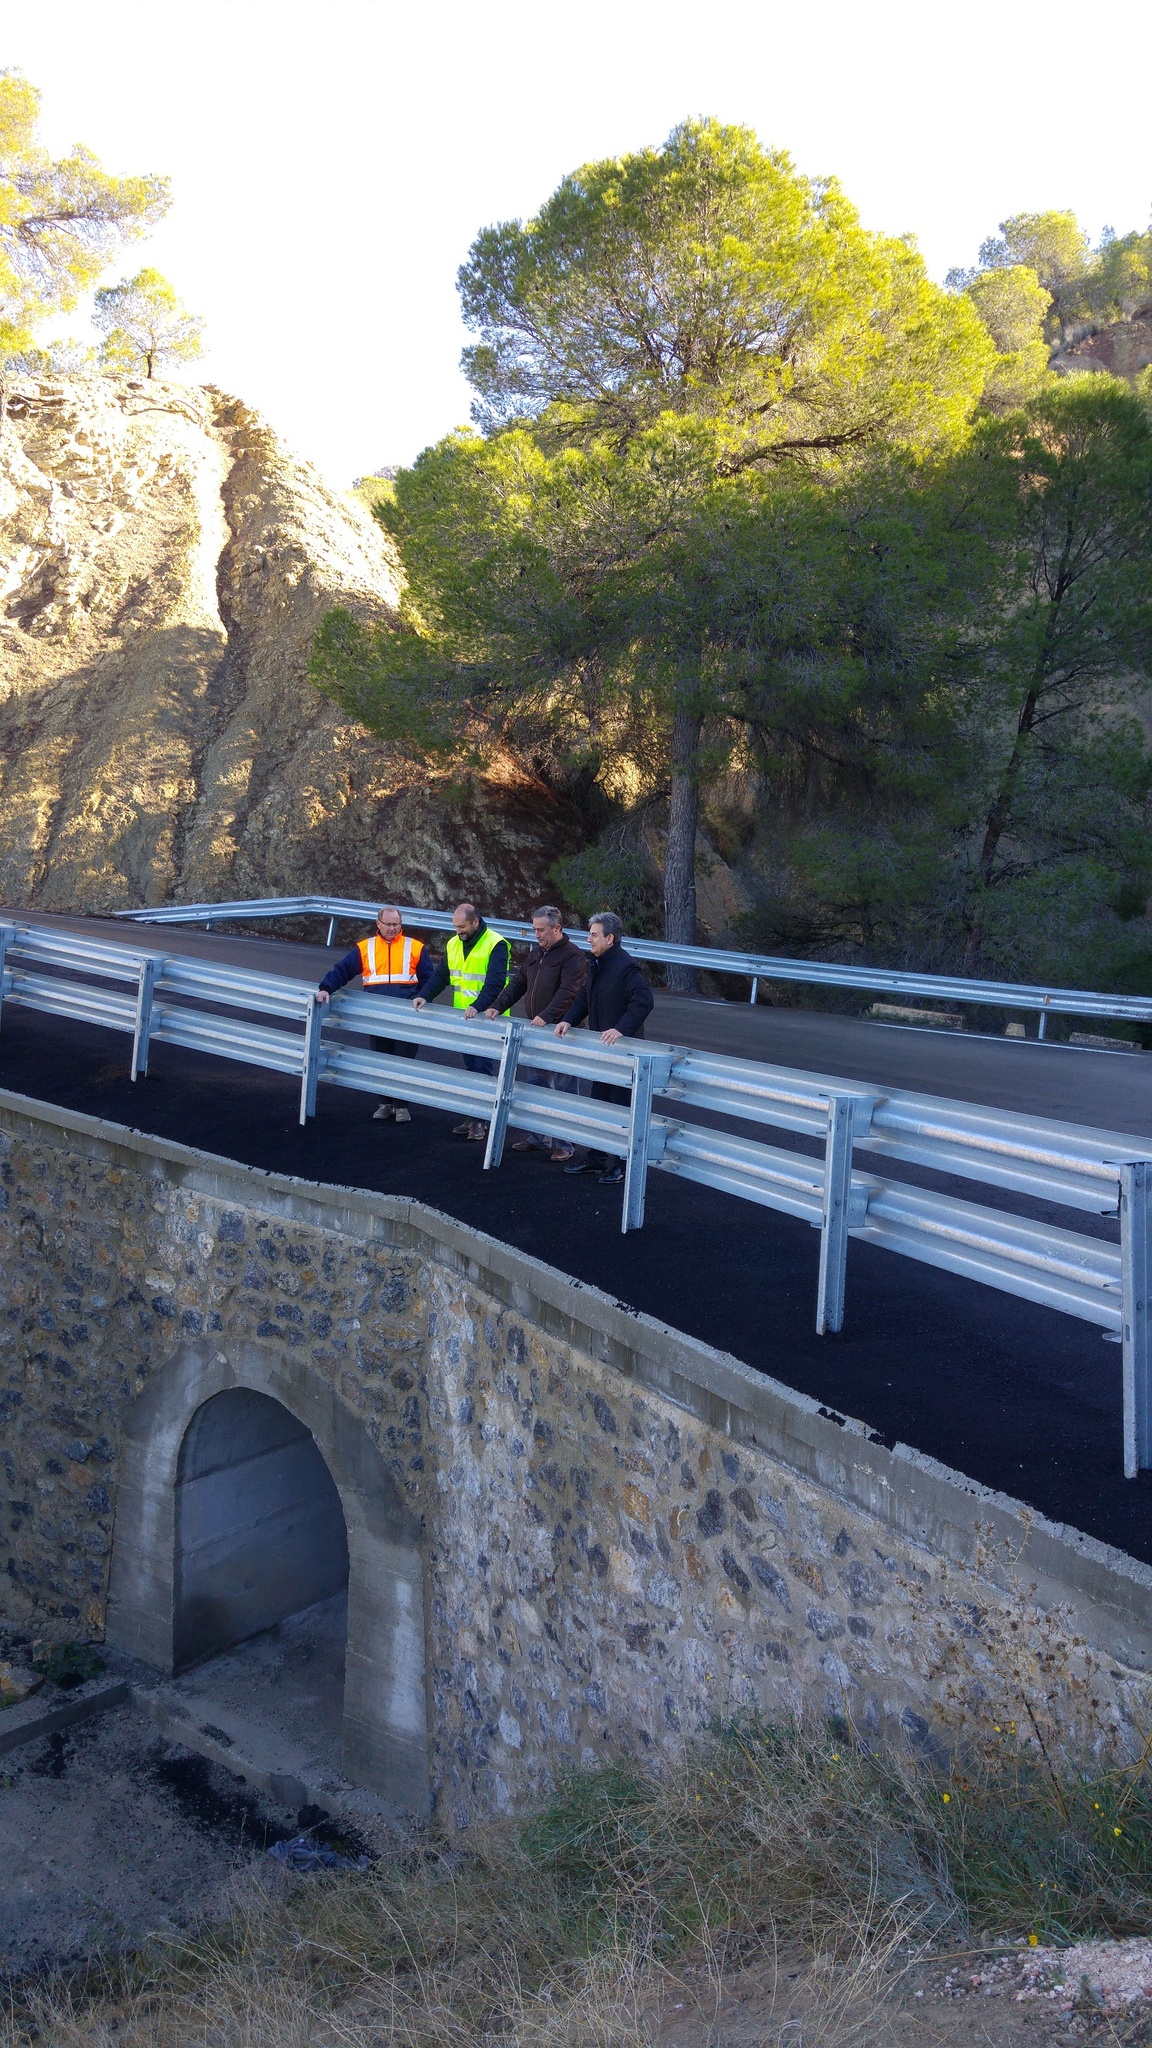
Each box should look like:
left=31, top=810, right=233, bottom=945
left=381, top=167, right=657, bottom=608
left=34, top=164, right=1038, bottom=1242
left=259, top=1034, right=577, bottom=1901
left=315, top=989, right=330, bottom=1005
left=554, top=1021, right=570, bottom=1038
left=412, top=997, right=426, bottom=1010
left=601, top=1028, right=623, bottom=1046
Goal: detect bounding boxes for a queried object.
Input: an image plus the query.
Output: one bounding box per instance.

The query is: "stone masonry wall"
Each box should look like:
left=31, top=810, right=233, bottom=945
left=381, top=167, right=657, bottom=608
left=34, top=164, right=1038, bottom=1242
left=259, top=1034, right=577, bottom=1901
left=4, top=1090, right=1152, bottom=1821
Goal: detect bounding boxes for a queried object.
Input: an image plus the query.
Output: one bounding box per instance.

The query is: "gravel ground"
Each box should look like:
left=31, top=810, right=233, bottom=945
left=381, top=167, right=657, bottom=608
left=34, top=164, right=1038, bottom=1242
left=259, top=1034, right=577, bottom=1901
left=0, top=1702, right=303, bottom=1979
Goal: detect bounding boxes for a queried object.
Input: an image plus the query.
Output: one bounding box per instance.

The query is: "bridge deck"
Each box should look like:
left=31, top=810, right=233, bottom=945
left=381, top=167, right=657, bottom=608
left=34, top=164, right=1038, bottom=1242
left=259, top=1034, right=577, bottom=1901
left=3, top=913, right=1152, bottom=1564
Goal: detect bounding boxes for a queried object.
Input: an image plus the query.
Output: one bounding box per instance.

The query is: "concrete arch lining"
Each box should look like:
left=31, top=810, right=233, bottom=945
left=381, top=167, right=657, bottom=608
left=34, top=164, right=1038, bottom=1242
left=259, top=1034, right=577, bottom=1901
left=174, top=1387, right=349, bottom=1672
left=107, top=1340, right=430, bottom=1814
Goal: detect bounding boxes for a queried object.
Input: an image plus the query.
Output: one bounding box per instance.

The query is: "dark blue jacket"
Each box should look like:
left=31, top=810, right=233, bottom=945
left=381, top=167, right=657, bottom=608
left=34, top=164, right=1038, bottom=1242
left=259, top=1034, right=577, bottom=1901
left=318, top=935, right=437, bottom=1002
left=562, top=943, right=653, bottom=1037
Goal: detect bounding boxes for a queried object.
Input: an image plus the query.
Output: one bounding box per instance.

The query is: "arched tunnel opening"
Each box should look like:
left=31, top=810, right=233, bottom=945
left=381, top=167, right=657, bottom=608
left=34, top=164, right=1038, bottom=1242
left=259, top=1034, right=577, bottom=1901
left=108, top=1363, right=430, bottom=1811
left=174, top=1388, right=349, bottom=1671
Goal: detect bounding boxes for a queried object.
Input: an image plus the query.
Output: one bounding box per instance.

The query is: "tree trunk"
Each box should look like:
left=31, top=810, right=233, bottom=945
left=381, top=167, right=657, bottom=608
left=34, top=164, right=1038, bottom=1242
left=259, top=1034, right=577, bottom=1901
left=962, top=685, right=1040, bottom=975
left=664, top=704, right=702, bottom=994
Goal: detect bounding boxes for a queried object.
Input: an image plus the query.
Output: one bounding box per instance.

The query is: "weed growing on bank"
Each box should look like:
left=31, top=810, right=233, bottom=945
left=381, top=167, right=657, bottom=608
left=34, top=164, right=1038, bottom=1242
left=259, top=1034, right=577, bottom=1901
left=9, top=1714, right=1152, bottom=2045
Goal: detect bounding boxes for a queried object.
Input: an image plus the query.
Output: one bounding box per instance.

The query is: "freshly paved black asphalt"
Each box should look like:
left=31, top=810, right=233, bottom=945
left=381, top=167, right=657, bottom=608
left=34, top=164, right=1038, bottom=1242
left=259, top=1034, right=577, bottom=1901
left=3, top=910, right=1152, bottom=1566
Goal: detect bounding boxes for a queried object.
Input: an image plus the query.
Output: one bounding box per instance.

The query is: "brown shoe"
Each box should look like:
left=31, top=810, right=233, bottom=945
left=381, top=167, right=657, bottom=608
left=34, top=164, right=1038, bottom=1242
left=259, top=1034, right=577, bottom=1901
left=466, top=1121, right=489, bottom=1141
left=549, top=1143, right=575, bottom=1163
left=509, top=1136, right=535, bottom=1151
left=452, top=1119, right=473, bottom=1136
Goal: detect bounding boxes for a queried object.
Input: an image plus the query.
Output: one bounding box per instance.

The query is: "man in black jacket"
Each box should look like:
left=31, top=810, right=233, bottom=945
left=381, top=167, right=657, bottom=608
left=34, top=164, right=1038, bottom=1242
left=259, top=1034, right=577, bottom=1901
left=555, top=910, right=654, bottom=1183
left=485, top=904, right=586, bottom=1161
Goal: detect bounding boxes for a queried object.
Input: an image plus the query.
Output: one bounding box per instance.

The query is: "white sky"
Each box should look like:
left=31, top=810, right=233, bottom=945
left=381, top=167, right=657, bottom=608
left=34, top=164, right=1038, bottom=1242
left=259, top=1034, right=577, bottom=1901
left=6, top=0, right=1151, bottom=488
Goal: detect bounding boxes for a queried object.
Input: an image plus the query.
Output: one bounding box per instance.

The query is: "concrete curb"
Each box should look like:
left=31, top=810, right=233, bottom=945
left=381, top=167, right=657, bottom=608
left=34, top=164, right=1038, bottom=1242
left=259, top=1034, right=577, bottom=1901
left=0, top=1677, right=129, bottom=1759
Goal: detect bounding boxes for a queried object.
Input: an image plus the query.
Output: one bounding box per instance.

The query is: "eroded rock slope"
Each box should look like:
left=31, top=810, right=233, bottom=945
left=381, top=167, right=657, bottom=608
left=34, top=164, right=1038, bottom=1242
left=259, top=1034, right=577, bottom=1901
left=0, top=377, right=578, bottom=913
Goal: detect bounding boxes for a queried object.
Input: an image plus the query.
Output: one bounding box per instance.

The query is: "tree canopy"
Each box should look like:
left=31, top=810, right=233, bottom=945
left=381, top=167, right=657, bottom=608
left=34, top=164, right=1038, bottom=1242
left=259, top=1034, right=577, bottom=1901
left=459, top=118, right=992, bottom=471
left=318, top=119, right=996, bottom=983
left=93, top=266, right=204, bottom=378
left=0, top=71, right=168, bottom=367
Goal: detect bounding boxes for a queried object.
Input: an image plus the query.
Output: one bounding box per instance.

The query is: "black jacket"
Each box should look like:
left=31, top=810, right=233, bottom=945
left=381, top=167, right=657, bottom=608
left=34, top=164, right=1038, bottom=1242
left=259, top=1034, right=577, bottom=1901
left=494, top=935, right=586, bottom=1023
left=421, top=921, right=511, bottom=1012
left=562, top=943, right=653, bottom=1038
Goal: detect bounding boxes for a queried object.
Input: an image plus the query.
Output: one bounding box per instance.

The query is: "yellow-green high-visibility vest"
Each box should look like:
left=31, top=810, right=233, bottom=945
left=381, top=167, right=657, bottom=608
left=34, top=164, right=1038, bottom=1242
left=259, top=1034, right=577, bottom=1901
left=445, top=925, right=506, bottom=1009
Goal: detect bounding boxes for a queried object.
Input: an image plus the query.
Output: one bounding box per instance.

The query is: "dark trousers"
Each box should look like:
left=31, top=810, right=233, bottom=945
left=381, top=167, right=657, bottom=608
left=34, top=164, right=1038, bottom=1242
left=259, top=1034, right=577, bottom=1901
left=371, top=1033, right=418, bottom=1106
left=588, top=1078, right=630, bottom=1172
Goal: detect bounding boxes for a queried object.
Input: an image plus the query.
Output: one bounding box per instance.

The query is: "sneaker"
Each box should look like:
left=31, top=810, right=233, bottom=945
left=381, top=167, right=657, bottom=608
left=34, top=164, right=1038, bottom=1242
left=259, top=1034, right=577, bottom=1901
left=452, top=1119, right=473, bottom=1136
left=372, top=1104, right=395, bottom=1122
left=598, top=1165, right=625, bottom=1185
left=392, top=1106, right=411, bottom=1123
left=466, top=1121, right=489, bottom=1141
left=563, top=1156, right=597, bottom=1175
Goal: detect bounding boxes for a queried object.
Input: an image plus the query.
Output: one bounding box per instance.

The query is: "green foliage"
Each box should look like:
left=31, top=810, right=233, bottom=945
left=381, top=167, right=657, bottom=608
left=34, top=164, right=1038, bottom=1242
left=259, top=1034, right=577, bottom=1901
left=964, top=265, right=1052, bottom=411
left=33, top=1640, right=104, bottom=1689
left=93, top=266, right=204, bottom=379
left=459, top=116, right=992, bottom=466
left=0, top=72, right=168, bottom=366
left=524, top=1717, right=1152, bottom=1950
left=316, top=108, right=993, bottom=961
left=953, top=208, right=1152, bottom=364
left=549, top=840, right=661, bottom=931
left=349, top=471, right=396, bottom=516
left=952, top=377, right=1152, bottom=973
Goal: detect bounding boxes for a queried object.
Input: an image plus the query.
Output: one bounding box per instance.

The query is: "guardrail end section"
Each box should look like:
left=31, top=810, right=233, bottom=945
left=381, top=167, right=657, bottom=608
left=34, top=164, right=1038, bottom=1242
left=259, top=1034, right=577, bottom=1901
left=1121, top=1160, right=1152, bottom=1477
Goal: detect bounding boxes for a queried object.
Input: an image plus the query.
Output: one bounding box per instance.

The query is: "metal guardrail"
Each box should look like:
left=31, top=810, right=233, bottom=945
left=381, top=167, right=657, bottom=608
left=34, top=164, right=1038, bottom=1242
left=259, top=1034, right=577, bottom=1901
left=4, top=915, right=1152, bottom=1475
left=114, top=892, right=1152, bottom=1031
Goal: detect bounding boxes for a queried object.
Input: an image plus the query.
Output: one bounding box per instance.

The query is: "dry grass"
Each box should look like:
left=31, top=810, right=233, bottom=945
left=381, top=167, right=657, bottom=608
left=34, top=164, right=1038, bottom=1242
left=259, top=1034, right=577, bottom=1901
left=9, top=1714, right=1152, bottom=2046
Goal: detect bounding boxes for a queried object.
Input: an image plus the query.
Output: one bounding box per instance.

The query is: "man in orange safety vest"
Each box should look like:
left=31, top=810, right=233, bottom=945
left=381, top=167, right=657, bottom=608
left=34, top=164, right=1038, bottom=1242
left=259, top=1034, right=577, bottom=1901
left=315, top=905, right=435, bottom=1122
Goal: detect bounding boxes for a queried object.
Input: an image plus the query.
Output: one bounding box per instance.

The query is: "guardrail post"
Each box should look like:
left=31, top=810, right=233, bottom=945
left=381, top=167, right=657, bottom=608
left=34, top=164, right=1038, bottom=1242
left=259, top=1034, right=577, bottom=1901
left=0, top=925, right=13, bottom=1032
left=816, top=1094, right=858, bottom=1335
left=621, top=1050, right=672, bottom=1233
left=1121, top=1161, right=1152, bottom=1477
left=483, top=1020, right=525, bottom=1170
left=300, top=995, right=324, bottom=1124
left=130, top=958, right=156, bottom=1081
left=325, top=917, right=337, bottom=947
left=749, top=976, right=758, bottom=1006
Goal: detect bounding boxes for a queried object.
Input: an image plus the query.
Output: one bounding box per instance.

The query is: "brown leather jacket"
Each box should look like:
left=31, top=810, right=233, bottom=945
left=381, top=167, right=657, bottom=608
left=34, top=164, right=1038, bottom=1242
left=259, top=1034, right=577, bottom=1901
left=493, top=935, right=586, bottom=1023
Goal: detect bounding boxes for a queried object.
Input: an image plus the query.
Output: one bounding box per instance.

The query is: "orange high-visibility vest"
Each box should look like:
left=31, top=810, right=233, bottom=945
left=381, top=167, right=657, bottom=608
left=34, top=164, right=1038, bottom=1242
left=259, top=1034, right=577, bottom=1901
left=356, top=933, right=424, bottom=986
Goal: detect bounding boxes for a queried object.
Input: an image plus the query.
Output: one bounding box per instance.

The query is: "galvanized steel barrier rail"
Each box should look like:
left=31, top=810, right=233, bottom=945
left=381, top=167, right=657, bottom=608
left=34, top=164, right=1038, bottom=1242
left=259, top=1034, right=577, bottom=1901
left=115, top=892, right=1152, bottom=1031
left=5, top=915, right=1152, bottom=1475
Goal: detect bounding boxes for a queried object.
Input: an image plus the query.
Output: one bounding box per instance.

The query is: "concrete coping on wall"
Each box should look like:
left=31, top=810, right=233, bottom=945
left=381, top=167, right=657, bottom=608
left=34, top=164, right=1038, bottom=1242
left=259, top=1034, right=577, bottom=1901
left=4, top=1085, right=1152, bottom=1675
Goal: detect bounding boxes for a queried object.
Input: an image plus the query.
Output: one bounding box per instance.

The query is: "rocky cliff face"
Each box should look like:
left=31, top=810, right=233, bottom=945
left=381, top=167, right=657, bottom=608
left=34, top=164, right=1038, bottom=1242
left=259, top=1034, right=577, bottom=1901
left=0, top=377, right=579, bottom=914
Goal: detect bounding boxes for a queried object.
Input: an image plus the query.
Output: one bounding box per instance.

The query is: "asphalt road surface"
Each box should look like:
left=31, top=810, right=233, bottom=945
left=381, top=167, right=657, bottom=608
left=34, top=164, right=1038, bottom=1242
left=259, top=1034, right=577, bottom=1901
left=4, top=910, right=1152, bottom=1564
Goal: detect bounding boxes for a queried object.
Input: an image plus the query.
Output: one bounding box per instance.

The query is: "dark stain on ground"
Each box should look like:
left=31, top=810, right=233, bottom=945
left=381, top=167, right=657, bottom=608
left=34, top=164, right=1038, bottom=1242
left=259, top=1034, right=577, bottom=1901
left=27, top=1732, right=69, bottom=1779
left=149, top=1749, right=296, bottom=1852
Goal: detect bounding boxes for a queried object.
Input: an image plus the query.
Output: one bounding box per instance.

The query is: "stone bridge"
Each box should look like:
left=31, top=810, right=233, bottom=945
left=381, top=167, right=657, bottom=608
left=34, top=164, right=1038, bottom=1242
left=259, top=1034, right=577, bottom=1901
left=3, top=1088, right=1152, bottom=1822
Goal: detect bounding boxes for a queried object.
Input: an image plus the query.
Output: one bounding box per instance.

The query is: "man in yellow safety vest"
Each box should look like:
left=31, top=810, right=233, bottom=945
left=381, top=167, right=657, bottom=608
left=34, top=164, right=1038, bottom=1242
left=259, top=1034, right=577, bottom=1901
left=315, top=905, right=435, bottom=1122
left=413, top=902, right=510, bottom=1141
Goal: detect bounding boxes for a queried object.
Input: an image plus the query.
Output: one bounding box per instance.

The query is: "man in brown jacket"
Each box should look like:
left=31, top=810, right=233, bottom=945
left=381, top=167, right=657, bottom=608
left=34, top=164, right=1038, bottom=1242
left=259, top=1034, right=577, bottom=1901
left=486, top=904, right=585, bottom=1161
